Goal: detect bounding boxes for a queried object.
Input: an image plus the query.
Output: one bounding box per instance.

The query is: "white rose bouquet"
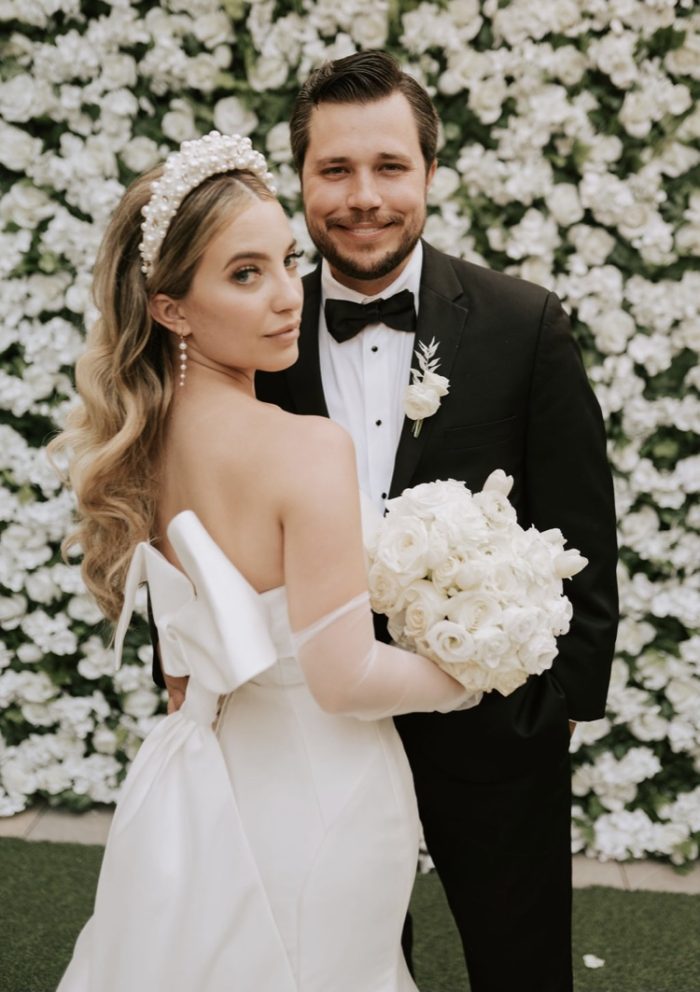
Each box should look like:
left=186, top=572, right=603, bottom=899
left=365, top=471, right=588, bottom=698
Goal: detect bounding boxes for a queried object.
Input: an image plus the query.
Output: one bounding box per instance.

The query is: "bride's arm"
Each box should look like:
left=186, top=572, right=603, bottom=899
left=281, top=419, right=471, bottom=719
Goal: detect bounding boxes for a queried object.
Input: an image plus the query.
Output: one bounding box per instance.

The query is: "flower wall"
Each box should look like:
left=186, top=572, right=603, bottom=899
left=0, top=0, right=698, bottom=864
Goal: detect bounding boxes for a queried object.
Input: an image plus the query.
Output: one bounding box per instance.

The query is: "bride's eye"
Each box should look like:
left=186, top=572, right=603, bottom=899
left=284, top=250, right=303, bottom=269
left=232, top=266, right=260, bottom=284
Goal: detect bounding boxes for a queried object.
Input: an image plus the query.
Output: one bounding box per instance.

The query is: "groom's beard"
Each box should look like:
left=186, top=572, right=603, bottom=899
left=304, top=208, right=426, bottom=284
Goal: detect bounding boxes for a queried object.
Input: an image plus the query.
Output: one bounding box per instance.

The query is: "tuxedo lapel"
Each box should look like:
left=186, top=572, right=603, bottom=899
left=285, top=264, right=329, bottom=417
left=389, top=242, right=469, bottom=498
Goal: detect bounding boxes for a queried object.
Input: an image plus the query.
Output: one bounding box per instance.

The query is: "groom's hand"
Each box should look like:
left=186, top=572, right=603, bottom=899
left=165, top=673, right=189, bottom=713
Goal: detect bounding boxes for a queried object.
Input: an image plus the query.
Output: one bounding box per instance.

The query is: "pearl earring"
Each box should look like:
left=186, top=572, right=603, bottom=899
left=178, top=334, right=188, bottom=387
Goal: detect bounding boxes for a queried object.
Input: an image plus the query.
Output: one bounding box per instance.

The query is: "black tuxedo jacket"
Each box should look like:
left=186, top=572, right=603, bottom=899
left=256, top=241, right=618, bottom=724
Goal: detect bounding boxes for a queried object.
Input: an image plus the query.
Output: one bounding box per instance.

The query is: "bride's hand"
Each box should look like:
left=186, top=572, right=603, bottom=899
left=164, top=673, right=189, bottom=714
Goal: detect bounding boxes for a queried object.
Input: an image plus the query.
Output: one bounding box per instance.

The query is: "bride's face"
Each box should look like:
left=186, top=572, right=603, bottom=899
left=159, top=197, right=303, bottom=379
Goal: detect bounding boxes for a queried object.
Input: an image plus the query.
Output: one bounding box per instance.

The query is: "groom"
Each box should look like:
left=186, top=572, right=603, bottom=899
left=256, top=52, right=618, bottom=992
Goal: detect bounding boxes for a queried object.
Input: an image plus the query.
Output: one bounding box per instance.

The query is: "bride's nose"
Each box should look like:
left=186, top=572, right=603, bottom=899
left=273, top=271, right=303, bottom=312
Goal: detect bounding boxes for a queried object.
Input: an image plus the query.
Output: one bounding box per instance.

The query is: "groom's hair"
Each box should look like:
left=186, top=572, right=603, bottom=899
left=290, top=51, right=439, bottom=173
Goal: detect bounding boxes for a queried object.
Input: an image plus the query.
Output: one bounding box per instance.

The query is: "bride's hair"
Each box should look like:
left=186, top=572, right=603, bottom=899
left=50, top=167, right=274, bottom=622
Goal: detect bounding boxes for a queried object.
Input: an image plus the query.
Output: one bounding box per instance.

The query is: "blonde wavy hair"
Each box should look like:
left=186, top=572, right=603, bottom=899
left=51, top=166, right=275, bottom=622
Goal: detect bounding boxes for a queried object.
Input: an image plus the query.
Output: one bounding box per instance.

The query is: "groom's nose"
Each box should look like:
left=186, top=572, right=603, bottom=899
left=346, top=168, right=382, bottom=212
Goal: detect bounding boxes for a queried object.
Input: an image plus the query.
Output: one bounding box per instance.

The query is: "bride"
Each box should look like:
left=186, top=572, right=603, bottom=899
left=53, top=132, right=473, bottom=992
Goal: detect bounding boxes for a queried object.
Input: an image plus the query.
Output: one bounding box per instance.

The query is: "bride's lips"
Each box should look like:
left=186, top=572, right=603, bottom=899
left=265, top=324, right=300, bottom=341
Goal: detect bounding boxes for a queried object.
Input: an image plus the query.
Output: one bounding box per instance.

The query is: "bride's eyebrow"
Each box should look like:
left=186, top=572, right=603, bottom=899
left=222, top=242, right=298, bottom=271
left=223, top=251, right=269, bottom=269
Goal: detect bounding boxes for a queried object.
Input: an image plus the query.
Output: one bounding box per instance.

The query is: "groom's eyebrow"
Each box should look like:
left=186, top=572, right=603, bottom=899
left=316, top=152, right=411, bottom=166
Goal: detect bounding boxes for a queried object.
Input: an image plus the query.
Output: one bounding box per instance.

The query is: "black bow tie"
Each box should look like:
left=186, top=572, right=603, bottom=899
left=324, top=289, right=416, bottom=343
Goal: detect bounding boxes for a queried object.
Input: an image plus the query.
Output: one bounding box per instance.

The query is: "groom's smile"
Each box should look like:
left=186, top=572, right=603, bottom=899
left=329, top=212, right=402, bottom=242
left=301, top=92, right=436, bottom=296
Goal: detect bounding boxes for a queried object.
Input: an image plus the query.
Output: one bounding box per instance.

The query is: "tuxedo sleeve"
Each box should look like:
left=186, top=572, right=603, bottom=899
left=525, top=292, right=618, bottom=721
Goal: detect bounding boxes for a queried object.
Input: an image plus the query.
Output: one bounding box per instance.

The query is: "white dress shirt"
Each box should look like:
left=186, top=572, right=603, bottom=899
left=319, top=243, right=423, bottom=513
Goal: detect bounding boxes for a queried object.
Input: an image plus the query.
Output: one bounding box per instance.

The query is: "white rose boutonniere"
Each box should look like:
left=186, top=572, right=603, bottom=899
left=404, top=338, right=450, bottom=437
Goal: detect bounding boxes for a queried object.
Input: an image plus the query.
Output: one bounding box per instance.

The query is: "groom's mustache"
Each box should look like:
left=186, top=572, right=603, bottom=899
left=325, top=212, right=403, bottom=229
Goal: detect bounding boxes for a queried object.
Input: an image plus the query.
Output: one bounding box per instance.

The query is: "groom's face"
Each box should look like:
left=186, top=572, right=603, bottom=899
left=301, top=92, right=436, bottom=295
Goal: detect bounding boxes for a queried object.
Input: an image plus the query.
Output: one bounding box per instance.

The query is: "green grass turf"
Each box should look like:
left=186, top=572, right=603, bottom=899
left=0, top=837, right=698, bottom=991
left=410, top=872, right=700, bottom=992
left=0, top=838, right=104, bottom=992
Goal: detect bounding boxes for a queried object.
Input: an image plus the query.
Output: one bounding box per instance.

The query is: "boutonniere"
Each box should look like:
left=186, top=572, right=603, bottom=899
left=403, top=338, right=450, bottom=438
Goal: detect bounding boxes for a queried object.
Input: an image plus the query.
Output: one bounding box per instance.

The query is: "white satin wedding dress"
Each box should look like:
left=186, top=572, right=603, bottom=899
left=57, top=510, right=429, bottom=992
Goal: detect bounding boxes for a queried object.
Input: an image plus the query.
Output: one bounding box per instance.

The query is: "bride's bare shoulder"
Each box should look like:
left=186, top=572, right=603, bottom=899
left=176, top=393, right=356, bottom=496
left=265, top=406, right=354, bottom=466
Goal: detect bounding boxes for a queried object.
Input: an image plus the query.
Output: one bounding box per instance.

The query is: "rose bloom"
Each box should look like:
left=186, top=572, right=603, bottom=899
left=0, top=74, right=53, bottom=123
left=375, top=516, right=431, bottom=582
left=517, top=632, right=558, bottom=674
left=0, top=594, right=27, bottom=628
left=469, top=76, right=508, bottom=125
left=213, top=95, right=258, bottom=136
left=454, top=558, right=492, bottom=592
left=567, top=225, right=616, bottom=267
left=404, top=380, right=443, bottom=420
left=665, top=35, right=700, bottom=81
left=472, top=626, right=511, bottom=667
left=92, top=726, right=119, bottom=755
left=421, top=368, right=450, bottom=398
left=401, top=581, right=448, bottom=641
left=545, top=183, right=584, bottom=227
left=192, top=10, right=234, bottom=48
left=122, top=688, right=160, bottom=719
left=500, top=604, right=539, bottom=644
left=351, top=9, right=389, bottom=49
left=394, top=478, right=468, bottom=517
left=446, top=590, right=500, bottom=633
left=120, top=136, right=161, bottom=173
left=1, top=758, right=38, bottom=798
left=368, top=561, right=409, bottom=615
left=0, top=184, right=55, bottom=229
left=472, top=488, right=518, bottom=529
left=590, top=308, right=636, bottom=355
left=266, top=122, right=293, bottom=163
left=0, top=123, right=43, bottom=172
left=431, top=552, right=466, bottom=592
left=248, top=55, right=289, bottom=92
left=428, top=166, right=461, bottom=206
left=161, top=99, right=198, bottom=142
left=424, top=619, right=476, bottom=664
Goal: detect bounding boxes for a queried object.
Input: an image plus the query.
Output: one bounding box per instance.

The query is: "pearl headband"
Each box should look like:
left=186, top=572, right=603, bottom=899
left=138, top=131, right=276, bottom=279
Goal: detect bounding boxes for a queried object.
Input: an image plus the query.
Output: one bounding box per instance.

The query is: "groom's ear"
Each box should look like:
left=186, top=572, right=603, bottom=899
left=425, top=158, right=437, bottom=190
left=149, top=294, right=190, bottom=336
